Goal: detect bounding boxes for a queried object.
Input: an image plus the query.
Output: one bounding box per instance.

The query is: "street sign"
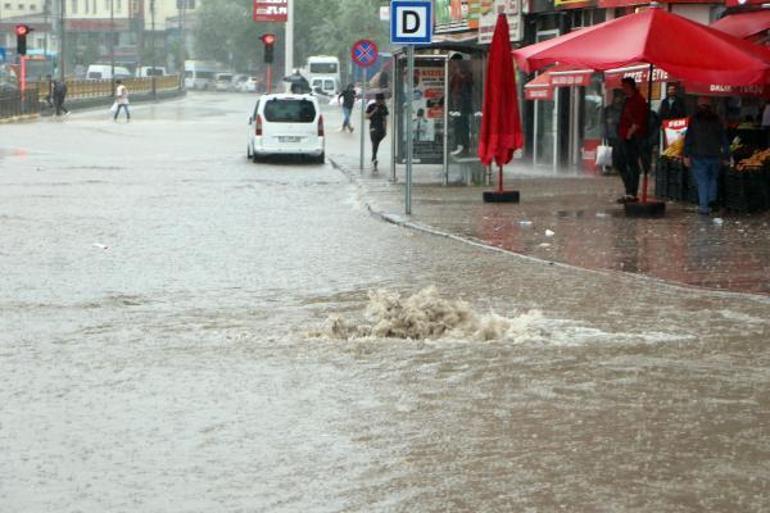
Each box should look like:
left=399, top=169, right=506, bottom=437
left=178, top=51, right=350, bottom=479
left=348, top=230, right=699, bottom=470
left=390, top=0, right=432, bottom=45
left=351, top=39, right=378, bottom=69
left=253, top=0, right=288, bottom=22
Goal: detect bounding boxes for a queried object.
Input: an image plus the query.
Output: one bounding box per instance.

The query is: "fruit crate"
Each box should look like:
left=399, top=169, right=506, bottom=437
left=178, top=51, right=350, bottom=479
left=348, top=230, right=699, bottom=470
left=724, top=167, right=768, bottom=213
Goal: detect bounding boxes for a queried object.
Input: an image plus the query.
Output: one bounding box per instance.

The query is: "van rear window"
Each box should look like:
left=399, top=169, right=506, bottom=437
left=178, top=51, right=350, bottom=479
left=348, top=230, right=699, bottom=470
left=263, top=99, right=316, bottom=123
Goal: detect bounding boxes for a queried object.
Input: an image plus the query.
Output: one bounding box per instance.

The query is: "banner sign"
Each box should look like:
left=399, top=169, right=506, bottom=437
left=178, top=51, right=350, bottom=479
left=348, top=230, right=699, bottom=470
left=253, top=0, right=288, bottom=22
left=478, top=0, right=523, bottom=43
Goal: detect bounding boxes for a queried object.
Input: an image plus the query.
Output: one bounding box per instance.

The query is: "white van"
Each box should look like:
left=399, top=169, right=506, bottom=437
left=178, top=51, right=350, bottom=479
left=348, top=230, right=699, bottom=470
left=214, top=73, right=234, bottom=91
left=310, top=76, right=339, bottom=97
left=136, top=66, right=166, bottom=77
left=246, top=93, right=325, bottom=163
left=86, top=64, right=131, bottom=80
left=184, top=60, right=221, bottom=90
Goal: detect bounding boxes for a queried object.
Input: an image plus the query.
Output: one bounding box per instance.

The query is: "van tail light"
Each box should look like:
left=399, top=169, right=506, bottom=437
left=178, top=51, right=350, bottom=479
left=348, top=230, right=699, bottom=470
left=318, top=115, right=324, bottom=137
left=255, top=115, right=263, bottom=136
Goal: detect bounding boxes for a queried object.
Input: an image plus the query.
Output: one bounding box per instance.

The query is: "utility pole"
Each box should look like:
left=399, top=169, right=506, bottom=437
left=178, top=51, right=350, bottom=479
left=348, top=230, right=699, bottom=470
left=59, top=0, right=65, bottom=81
left=285, top=0, right=293, bottom=75
left=110, top=0, right=115, bottom=94
left=44, top=0, right=49, bottom=60
left=178, top=0, right=185, bottom=89
left=150, top=0, right=156, bottom=98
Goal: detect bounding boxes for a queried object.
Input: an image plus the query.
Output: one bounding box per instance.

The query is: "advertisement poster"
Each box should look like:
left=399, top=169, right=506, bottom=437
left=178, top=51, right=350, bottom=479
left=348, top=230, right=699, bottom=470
left=396, top=60, right=446, bottom=164
left=435, top=0, right=480, bottom=33
left=478, top=0, right=523, bottom=43
left=253, top=0, right=288, bottom=22
left=663, top=118, right=688, bottom=146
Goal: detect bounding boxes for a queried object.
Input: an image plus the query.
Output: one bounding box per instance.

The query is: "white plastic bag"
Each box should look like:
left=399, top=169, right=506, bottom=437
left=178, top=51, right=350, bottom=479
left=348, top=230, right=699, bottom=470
left=595, top=144, right=613, bottom=168
left=109, top=102, right=118, bottom=114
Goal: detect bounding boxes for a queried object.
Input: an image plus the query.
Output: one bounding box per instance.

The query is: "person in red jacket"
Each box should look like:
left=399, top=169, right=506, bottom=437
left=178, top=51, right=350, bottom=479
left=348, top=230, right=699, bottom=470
left=616, top=77, right=648, bottom=203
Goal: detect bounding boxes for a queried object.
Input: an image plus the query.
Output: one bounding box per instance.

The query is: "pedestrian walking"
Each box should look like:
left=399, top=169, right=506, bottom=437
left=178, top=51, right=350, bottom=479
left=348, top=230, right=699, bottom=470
left=602, top=89, right=625, bottom=175
left=366, top=93, right=388, bottom=171
left=114, top=80, right=130, bottom=121
left=683, top=96, right=729, bottom=216
left=616, top=77, right=648, bottom=203
left=338, top=84, right=356, bottom=133
left=53, top=79, right=70, bottom=117
left=448, top=54, right=474, bottom=156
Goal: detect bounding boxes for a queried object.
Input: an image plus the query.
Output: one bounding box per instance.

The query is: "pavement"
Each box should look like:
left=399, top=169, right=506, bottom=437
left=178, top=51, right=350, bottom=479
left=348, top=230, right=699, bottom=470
left=324, top=108, right=770, bottom=296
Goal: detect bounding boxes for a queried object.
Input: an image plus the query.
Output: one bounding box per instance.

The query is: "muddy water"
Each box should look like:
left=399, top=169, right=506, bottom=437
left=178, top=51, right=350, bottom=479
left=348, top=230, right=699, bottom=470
left=1, top=93, right=768, bottom=512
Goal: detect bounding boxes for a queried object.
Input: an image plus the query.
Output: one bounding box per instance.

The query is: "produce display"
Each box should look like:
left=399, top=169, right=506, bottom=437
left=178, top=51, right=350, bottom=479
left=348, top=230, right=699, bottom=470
left=735, top=148, right=770, bottom=171
left=662, top=137, right=684, bottom=158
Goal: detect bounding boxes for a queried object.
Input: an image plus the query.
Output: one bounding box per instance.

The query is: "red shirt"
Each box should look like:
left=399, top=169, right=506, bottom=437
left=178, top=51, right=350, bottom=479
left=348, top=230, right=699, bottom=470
left=619, top=91, right=648, bottom=140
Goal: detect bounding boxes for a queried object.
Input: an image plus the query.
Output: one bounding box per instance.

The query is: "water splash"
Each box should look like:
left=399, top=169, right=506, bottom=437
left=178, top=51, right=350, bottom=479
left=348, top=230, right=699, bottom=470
left=309, top=287, right=544, bottom=342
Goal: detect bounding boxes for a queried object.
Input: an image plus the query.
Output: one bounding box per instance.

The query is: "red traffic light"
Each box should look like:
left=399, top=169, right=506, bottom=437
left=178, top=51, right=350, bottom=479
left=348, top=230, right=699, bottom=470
left=260, top=33, right=276, bottom=46
left=16, top=24, right=31, bottom=36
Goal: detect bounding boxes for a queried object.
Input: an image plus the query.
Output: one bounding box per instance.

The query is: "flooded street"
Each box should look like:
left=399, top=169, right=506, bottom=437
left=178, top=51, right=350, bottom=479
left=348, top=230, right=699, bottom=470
left=1, top=93, right=769, bottom=512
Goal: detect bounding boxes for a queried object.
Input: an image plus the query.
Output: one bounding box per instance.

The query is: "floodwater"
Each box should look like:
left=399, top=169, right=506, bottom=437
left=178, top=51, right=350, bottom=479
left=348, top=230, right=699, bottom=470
left=1, top=93, right=769, bottom=512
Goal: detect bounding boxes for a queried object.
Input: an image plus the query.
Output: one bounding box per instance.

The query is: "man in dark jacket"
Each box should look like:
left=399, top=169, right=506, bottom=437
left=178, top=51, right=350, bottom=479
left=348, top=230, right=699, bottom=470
left=616, top=77, right=648, bottom=203
left=658, top=84, right=687, bottom=120
left=684, top=96, right=729, bottom=215
left=53, top=80, right=69, bottom=117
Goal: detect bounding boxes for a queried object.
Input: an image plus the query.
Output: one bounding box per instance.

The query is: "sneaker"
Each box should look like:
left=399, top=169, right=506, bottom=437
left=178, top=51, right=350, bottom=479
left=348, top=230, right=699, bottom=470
left=450, top=145, right=464, bottom=156
left=349, top=126, right=354, bottom=133
left=373, top=159, right=378, bottom=171
left=616, top=195, right=638, bottom=204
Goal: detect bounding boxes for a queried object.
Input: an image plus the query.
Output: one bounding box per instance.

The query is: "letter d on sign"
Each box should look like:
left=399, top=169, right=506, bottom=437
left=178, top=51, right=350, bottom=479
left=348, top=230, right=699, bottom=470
left=403, top=10, right=420, bottom=33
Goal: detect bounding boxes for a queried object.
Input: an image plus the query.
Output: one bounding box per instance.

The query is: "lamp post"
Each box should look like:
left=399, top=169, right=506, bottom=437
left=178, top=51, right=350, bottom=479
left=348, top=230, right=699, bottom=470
left=178, top=0, right=185, bottom=90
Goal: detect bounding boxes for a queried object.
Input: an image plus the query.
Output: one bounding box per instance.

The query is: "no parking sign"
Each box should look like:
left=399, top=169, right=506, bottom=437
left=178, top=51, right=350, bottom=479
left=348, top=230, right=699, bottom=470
left=351, top=39, right=378, bottom=69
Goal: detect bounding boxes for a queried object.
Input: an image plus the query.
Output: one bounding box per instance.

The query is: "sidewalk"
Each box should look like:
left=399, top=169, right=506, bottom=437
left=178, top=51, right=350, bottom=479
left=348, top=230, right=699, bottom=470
left=324, top=107, right=770, bottom=295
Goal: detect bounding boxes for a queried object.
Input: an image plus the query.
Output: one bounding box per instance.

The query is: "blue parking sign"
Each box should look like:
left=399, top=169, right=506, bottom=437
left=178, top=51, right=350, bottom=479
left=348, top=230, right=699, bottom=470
left=390, top=0, right=432, bottom=45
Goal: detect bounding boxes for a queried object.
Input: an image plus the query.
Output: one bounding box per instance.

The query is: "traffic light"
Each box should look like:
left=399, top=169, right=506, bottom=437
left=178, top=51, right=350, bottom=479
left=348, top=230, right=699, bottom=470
left=260, top=33, right=276, bottom=64
left=15, top=24, right=32, bottom=56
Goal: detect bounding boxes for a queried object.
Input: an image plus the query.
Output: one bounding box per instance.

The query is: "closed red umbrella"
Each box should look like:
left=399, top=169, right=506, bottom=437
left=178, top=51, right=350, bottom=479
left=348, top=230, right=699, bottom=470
left=514, top=7, right=770, bottom=87
left=478, top=14, right=524, bottom=202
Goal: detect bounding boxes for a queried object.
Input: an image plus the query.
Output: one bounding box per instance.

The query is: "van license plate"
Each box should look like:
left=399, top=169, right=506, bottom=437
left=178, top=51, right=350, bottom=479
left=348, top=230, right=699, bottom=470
left=279, top=136, right=301, bottom=143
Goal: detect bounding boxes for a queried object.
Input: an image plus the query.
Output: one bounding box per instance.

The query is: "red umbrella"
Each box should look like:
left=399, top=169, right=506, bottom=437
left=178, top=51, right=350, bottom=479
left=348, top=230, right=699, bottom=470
left=711, top=10, right=770, bottom=40
left=514, top=7, right=770, bottom=87
left=478, top=14, right=524, bottom=198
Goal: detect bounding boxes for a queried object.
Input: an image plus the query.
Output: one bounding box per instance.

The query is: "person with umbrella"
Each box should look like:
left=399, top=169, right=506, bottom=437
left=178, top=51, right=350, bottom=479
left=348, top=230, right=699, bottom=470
left=617, top=77, right=648, bottom=203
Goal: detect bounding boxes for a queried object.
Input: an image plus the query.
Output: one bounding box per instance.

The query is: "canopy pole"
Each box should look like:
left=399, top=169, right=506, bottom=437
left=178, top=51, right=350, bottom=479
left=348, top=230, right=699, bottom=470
left=642, top=63, right=654, bottom=203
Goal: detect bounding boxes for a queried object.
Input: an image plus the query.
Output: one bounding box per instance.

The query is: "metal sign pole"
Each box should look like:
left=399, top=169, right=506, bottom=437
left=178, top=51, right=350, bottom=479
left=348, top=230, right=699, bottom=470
left=360, top=68, right=367, bottom=171
left=406, top=45, right=414, bottom=215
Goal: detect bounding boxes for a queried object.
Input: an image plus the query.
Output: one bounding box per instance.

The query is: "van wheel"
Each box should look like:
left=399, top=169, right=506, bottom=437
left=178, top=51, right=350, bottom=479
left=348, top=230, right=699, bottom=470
left=314, top=152, right=325, bottom=164
left=252, top=152, right=261, bottom=163
left=247, top=145, right=252, bottom=159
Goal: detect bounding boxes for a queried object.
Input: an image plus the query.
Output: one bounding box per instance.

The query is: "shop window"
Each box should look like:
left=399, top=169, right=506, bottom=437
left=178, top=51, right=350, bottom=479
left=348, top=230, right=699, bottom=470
left=3, top=3, right=10, bottom=8
left=18, top=3, right=24, bottom=9
left=30, top=3, right=36, bottom=8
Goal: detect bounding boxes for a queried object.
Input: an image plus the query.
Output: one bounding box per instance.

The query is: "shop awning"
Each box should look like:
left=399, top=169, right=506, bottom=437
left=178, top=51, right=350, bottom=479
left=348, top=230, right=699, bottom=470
left=523, top=65, right=593, bottom=101
left=711, top=10, right=770, bottom=40
left=513, top=7, right=770, bottom=87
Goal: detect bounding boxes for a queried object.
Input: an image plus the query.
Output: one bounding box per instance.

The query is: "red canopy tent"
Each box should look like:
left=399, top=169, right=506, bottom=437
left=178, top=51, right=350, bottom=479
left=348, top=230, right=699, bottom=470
left=514, top=6, right=770, bottom=87
left=711, top=10, right=770, bottom=41
left=513, top=6, right=770, bottom=212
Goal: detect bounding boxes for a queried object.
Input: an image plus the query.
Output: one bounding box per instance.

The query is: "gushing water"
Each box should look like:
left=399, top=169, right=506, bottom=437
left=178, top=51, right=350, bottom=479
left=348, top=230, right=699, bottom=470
left=310, top=287, right=545, bottom=342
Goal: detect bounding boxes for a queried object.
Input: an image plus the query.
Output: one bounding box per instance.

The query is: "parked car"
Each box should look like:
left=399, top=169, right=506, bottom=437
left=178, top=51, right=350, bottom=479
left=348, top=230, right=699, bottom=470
left=247, top=93, right=324, bottom=163
left=238, top=76, right=260, bottom=93
left=86, top=64, right=131, bottom=80
left=214, top=73, right=234, bottom=91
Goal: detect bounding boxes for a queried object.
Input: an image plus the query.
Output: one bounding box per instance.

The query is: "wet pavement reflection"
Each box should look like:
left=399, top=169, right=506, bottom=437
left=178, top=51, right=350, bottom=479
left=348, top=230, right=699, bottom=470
left=0, top=93, right=768, bottom=512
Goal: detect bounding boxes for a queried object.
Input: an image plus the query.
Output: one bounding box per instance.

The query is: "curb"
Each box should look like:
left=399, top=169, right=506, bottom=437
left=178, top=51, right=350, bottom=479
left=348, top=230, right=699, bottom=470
left=329, top=156, right=770, bottom=303
left=0, top=113, right=39, bottom=124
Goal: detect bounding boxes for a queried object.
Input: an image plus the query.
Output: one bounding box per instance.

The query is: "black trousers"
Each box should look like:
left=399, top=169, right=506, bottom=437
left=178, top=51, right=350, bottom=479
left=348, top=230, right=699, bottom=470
left=370, top=129, right=385, bottom=161
left=54, top=98, right=68, bottom=116
left=618, top=138, right=642, bottom=197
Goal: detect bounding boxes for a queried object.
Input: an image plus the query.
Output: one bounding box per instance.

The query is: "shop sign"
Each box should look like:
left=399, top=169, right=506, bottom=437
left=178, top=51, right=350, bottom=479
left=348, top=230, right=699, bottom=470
left=478, top=0, right=524, bottom=43
left=524, top=86, right=552, bottom=100
left=253, top=0, right=288, bottom=23
left=725, top=0, right=767, bottom=6
left=550, top=72, right=590, bottom=86
left=554, top=0, right=595, bottom=9
left=435, top=0, right=481, bottom=34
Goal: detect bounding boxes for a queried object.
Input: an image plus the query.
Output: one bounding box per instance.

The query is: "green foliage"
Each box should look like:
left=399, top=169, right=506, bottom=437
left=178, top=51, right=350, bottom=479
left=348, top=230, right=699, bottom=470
left=193, top=0, right=388, bottom=73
